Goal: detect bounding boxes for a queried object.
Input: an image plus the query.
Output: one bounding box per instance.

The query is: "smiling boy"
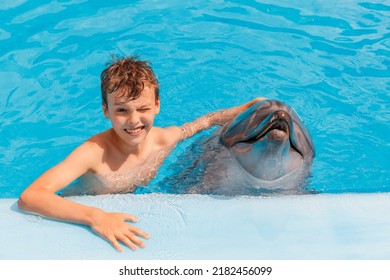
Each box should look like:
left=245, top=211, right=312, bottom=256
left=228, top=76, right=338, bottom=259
left=18, top=56, right=265, bottom=251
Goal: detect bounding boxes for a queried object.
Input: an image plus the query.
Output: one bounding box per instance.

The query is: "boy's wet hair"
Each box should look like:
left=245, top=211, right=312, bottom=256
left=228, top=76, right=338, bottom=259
left=100, top=56, right=159, bottom=106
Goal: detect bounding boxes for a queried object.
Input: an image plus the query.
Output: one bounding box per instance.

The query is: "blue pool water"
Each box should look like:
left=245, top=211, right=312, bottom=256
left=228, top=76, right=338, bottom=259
left=0, top=0, right=389, bottom=198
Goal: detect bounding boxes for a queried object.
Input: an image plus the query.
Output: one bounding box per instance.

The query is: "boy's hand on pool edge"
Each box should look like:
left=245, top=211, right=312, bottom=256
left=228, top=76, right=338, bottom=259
left=88, top=209, right=150, bottom=252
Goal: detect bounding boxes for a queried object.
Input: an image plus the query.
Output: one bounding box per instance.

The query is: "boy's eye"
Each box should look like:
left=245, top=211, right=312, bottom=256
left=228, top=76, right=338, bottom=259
left=116, top=108, right=127, bottom=112
left=139, top=108, right=151, bottom=112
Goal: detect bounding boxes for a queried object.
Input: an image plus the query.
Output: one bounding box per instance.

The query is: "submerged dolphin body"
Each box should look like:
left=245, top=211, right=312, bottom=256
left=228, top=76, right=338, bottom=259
left=162, top=100, right=315, bottom=196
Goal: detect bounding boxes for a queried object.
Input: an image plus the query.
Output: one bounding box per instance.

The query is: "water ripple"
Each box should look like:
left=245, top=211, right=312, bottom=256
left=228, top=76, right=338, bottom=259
left=0, top=0, right=389, bottom=197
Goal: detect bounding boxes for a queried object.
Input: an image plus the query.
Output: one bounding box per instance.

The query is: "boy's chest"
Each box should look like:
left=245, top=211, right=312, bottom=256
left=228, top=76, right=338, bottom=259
left=94, top=145, right=174, bottom=186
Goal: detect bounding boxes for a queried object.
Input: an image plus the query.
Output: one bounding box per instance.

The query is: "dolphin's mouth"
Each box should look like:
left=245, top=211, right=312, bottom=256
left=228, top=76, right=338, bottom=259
left=222, top=110, right=304, bottom=158
left=240, top=118, right=290, bottom=144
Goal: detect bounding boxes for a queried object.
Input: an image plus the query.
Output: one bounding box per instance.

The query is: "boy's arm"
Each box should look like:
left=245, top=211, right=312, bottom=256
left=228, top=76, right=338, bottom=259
left=162, top=97, right=266, bottom=143
left=18, top=141, right=149, bottom=252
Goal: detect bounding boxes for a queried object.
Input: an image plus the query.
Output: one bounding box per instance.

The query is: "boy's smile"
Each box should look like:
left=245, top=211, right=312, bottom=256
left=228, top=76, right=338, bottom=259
left=124, top=127, right=144, bottom=136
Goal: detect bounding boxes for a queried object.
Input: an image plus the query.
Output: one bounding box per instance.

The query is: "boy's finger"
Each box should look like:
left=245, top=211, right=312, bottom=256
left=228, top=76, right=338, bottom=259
left=122, top=213, right=139, bottom=222
left=107, top=235, right=123, bottom=252
left=118, top=235, right=138, bottom=251
left=129, top=225, right=151, bottom=239
left=125, top=232, right=145, bottom=248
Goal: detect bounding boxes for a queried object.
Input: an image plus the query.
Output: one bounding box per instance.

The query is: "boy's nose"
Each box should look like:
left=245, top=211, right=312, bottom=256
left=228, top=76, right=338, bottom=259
left=127, top=113, right=140, bottom=126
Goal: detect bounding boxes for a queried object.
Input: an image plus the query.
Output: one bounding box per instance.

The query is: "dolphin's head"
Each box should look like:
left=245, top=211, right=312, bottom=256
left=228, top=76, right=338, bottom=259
left=220, top=100, right=314, bottom=181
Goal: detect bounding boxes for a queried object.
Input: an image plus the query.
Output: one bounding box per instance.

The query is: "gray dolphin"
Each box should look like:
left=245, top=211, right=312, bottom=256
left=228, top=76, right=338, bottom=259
left=162, top=99, right=315, bottom=196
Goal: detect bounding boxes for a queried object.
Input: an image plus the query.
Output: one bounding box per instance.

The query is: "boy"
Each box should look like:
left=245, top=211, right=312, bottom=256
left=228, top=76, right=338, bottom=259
left=18, top=56, right=265, bottom=252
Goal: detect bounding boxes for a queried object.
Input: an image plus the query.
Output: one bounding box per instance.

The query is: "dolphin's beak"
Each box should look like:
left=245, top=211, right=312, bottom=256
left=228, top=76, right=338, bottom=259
left=220, top=110, right=304, bottom=158
left=239, top=111, right=290, bottom=143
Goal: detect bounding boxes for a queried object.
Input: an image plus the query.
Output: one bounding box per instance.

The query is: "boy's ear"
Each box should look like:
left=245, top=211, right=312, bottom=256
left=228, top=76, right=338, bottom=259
left=102, top=103, right=109, bottom=118
left=155, top=99, right=160, bottom=114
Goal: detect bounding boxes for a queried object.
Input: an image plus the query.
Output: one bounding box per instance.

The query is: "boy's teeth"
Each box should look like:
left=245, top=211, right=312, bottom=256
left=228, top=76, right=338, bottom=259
left=125, top=128, right=142, bottom=133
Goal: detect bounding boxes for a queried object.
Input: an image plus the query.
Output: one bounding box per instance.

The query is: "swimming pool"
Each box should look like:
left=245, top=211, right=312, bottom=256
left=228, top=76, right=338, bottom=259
left=1, top=0, right=389, bottom=198
left=1, top=0, right=390, bottom=261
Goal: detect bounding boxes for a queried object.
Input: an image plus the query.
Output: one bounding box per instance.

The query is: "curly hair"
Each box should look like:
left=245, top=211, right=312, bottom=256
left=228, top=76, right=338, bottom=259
left=100, top=56, right=159, bottom=106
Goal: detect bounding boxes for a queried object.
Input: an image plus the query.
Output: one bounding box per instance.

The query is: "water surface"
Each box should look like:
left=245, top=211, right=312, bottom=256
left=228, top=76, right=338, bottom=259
left=1, top=0, right=389, bottom=197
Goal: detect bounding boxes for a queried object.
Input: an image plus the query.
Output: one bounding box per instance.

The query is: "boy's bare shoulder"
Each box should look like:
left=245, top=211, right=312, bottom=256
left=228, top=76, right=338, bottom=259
left=152, top=126, right=182, bottom=148
left=85, top=130, right=111, bottom=149
left=60, top=129, right=121, bottom=176
left=65, top=130, right=109, bottom=166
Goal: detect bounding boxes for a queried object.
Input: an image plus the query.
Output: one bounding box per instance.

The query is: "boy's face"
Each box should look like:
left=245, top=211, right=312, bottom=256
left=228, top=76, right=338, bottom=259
left=103, top=86, right=160, bottom=147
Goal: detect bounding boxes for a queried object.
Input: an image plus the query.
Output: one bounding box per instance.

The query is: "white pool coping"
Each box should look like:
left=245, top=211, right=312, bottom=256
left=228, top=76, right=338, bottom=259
left=1, top=193, right=390, bottom=260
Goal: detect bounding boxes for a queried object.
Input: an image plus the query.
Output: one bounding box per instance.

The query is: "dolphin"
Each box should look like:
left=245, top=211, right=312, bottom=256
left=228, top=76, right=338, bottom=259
left=161, top=99, right=315, bottom=196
